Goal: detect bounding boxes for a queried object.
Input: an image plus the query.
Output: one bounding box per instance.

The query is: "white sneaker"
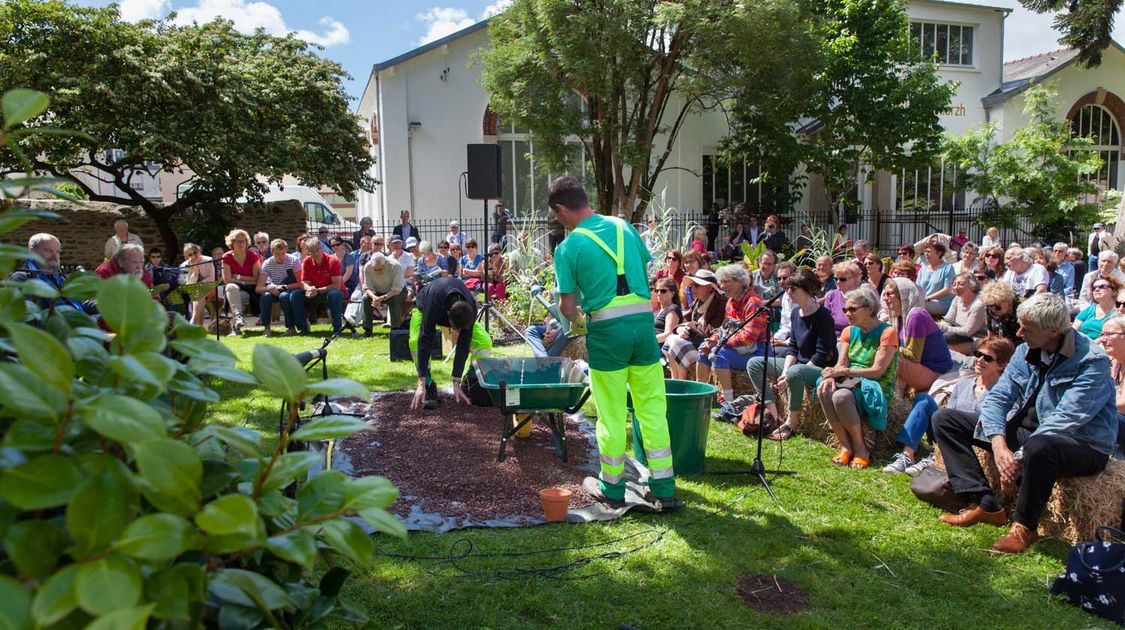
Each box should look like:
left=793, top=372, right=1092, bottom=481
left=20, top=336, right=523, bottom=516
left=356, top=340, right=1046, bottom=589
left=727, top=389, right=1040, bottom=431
left=882, top=452, right=913, bottom=474
left=234, top=315, right=246, bottom=331
left=905, top=455, right=934, bottom=477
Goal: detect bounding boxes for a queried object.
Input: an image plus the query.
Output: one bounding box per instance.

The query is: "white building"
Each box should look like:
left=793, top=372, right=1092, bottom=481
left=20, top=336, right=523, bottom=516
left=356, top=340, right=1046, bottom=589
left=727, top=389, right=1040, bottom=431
left=357, top=0, right=1125, bottom=241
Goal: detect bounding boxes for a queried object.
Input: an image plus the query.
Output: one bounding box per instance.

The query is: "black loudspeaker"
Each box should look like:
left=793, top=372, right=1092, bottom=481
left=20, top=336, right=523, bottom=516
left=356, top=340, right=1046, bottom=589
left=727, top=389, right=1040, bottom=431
left=466, top=144, right=502, bottom=200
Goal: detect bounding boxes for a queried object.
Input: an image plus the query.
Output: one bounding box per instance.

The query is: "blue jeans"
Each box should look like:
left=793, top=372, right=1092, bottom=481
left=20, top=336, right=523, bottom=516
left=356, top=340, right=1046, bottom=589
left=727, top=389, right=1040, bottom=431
left=527, top=325, right=570, bottom=357
left=259, top=290, right=297, bottom=330
left=289, top=289, right=345, bottom=334
left=897, top=393, right=939, bottom=451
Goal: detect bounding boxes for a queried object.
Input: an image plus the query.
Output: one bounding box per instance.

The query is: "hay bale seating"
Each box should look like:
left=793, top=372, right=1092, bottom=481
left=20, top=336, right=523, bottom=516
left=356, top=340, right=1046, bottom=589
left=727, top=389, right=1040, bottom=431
left=720, top=369, right=910, bottom=458
left=933, top=445, right=1125, bottom=544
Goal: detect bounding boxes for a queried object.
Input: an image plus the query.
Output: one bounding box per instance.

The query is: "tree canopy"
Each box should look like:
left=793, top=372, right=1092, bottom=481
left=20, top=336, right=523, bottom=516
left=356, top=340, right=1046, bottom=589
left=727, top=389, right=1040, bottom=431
left=1021, top=0, right=1121, bottom=67
left=0, top=0, right=374, bottom=253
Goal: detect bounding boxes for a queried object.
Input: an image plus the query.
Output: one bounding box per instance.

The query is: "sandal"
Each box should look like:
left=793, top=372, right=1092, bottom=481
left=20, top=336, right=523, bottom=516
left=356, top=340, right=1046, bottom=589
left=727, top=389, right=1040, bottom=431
left=832, top=449, right=852, bottom=466
left=768, top=424, right=795, bottom=441
left=850, top=455, right=870, bottom=470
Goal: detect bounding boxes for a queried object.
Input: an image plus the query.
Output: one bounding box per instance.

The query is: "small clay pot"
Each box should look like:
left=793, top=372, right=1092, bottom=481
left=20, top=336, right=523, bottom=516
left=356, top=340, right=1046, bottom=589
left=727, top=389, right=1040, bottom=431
left=538, top=487, right=572, bottom=522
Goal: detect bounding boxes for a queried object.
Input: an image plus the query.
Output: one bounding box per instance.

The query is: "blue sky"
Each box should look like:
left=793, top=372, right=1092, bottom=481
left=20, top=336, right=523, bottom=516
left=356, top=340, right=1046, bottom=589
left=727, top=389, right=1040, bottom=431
left=73, top=0, right=1125, bottom=107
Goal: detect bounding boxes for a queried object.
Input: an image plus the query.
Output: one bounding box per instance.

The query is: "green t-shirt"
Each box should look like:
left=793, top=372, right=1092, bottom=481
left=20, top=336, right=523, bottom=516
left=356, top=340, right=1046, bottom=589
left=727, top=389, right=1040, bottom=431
left=554, top=214, right=652, bottom=313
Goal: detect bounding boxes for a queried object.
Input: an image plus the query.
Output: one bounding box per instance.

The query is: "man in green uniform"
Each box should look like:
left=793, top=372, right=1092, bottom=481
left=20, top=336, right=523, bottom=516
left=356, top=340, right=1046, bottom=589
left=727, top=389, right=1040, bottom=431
left=548, top=176, right=680, bottom=511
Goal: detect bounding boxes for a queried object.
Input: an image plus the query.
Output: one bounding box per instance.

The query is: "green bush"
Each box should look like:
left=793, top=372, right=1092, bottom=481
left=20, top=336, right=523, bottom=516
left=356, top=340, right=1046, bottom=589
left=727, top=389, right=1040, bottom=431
left=1, top=88, right=403, bottom=628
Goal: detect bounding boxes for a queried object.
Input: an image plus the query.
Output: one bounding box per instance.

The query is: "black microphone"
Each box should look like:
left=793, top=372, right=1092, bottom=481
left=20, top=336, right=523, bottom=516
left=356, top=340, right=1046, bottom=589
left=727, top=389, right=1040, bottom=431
left=293, top=348, right=326, bottom=367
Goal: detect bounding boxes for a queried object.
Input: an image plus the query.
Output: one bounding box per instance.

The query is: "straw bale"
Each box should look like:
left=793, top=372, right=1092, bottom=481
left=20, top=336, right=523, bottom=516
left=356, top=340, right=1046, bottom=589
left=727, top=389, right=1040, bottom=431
left=931, top=445, right=1004, bottom=497
left=1040, top=458, right=1125, bottom=544
left=558, top=336, right=588, bottom=362
left=778, top=383, right=911, bottom=458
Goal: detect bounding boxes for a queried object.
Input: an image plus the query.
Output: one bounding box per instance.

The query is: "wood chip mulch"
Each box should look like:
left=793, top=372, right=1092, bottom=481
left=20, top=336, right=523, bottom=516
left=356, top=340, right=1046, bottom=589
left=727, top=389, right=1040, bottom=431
left=338, top=391, right=596, bottom=521
left=736, top=574, right=809, bottom=615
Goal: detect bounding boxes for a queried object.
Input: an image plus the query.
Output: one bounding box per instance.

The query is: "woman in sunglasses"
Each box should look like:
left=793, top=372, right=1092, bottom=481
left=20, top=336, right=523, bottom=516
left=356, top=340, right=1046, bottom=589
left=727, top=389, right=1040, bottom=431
left=655, top=249, right=684, bottom=285
left=816, top=285, right=898, bottom=469
left=885, top=336, right=1015, bottom=475
left=862, top=253, right=887, bottom=295
left=1094, top=314, right=1125, bottom=460
left=980, top=245, right=1006, bottom=278
left=1074, top=275, right=1123, bottom=339
left=652, top=278, right=682, bottom=344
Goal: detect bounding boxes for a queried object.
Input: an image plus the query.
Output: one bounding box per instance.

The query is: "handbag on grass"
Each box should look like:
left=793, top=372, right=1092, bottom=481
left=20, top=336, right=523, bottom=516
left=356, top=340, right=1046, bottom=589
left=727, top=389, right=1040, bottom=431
left=909, top=466, right=969, bottom=514
left=1050, top=526, right=1125, bottom=626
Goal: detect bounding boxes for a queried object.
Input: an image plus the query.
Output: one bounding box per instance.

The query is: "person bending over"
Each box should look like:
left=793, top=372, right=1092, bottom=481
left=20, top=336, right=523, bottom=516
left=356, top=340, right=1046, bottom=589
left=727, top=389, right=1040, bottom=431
left=409, top=276, right=490, bottom=410
left=931, top=292, right=1116, bottom=553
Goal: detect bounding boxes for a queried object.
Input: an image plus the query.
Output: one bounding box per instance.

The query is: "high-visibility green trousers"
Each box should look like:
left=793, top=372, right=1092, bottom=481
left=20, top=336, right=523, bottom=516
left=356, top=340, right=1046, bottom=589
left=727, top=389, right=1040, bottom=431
left=587, top=312, right=675, bottom=500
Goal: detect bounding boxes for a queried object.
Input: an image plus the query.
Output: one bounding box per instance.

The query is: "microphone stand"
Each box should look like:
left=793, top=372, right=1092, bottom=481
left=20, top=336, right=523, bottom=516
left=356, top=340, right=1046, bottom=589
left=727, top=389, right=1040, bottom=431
left=708, top=288, right=795, bottom=508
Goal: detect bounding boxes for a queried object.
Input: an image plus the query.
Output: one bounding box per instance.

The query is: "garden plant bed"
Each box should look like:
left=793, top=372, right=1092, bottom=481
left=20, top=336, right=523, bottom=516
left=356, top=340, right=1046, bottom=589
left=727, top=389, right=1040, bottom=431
left=338, top=391, right=597, bottom=525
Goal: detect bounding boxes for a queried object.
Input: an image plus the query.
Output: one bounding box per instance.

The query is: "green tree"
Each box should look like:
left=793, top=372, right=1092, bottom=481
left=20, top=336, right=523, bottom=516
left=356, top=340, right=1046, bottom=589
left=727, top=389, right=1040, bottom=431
left=943, top=84, right=1104, bottom=243
left=478, top=0, right=808, bottom=220
left=1020, top=0, right=1121, bottom=67
left=0, top=0, right=374, bottom=254
left=724, top=0, right=956, bottom=226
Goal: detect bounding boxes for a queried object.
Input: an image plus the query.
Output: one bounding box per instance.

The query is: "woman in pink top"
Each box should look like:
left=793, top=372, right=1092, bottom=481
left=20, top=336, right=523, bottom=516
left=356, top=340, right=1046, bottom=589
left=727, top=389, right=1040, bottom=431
left=221, top=228, right=262, bottom=334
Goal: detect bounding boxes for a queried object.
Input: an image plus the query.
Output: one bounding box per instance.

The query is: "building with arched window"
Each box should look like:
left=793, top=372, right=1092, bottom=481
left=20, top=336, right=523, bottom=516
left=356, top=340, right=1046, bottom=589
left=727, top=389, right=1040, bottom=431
left=355, top=0, right=1125, bottom=238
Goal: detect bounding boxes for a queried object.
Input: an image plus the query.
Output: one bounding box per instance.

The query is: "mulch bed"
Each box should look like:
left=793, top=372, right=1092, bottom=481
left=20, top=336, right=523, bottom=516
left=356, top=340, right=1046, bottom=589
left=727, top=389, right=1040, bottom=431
left=339, top=391, right=595, bottom=521
left=735, top=574, right=809, bottom=615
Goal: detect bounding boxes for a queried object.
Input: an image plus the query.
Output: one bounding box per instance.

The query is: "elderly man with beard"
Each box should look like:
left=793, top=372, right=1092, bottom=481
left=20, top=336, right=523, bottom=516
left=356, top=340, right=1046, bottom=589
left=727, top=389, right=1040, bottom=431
left=10, top=233, right=87, bottom=312
left=95, top=243, right=153, bottom=288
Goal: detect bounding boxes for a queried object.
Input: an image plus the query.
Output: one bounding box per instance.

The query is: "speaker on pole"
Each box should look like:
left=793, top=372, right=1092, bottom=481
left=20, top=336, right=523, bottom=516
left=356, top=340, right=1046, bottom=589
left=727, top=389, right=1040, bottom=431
left=466, top=144, right=502, bottom=200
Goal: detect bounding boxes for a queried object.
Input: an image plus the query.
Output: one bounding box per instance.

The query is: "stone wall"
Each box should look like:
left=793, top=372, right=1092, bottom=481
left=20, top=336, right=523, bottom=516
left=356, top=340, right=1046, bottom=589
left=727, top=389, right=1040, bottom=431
left=0, top=199, right=306, bottom=267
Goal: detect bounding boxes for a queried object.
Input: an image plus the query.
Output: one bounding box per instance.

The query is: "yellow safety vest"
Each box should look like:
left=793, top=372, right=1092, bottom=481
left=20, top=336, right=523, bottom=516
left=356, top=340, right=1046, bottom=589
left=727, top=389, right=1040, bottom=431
left=571, top=218, right=649, bottom=322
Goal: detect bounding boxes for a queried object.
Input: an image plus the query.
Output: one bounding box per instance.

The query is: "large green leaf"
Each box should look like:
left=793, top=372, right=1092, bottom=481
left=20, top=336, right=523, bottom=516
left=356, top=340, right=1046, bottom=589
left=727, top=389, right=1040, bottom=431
left=305, top=378, right=369, bottom=399
left=0, top=453, right=82, bottom=509
left=296, top=470, right=347, bottom=520
left=116, top=513, right=198, bottom=561
left=195, top=494, right=259, bottom=537
left=358, top=507, right=408, bottom=539
left=166, top=369, right=221, bottom=402
left=2, top=418, right=56, bottom=453
left=96, top=275, right=161, bottom=338
left=259, top=451, right=320, bottom=494
left=60, top=272, right=102, bottom=302
left=2, top=520, right=66, bottom=578
left=107, top=353, right=177, bottom=390
left=31, top=563, right=80, bottom=627
left=265, top=527, right=317, bottom=569
left=1, top=88, right=49, bottom=129
left=80, top=394, right=166, bottom=444
left=252, top=344, right=306, bottom=403
left=220, top=569, right=295, bottom=612
left=75, top=553, right=142, bottom=616
left=170, top=337, right=238, bottom=364
left=194, top=424, right=261, bottom=457
left=0, top=576, right=31, bottom=630
left=4, top=323, right=73, bottom=394
left=133, top=439, right=202, bottom=517
left=0, top=363, right=66, bottom=421
left=85, top=604, right=154, bottom=630
left=317, top=519, right=374, bottom=565
left=291, top=416, right=371, bottom=442
left=343, top=476, right=398, bottom=511
left=146, top=565, right=205, bottom=622
left=192, top=363, right=259, bottom=385
left=66, top=469, right=134, bottom=556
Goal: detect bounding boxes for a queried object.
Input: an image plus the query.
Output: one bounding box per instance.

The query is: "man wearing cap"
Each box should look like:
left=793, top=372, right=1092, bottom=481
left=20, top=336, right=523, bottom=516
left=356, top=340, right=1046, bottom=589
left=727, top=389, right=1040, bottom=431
left=352, top=217, right=376, bottom=250
left=392, top=210, right=417, bottom=243
left=548, top=176, right=680, bottom=511
left=1087, top=222, right=1114, bottom=271
left=446, top=220, right=465, bottom=248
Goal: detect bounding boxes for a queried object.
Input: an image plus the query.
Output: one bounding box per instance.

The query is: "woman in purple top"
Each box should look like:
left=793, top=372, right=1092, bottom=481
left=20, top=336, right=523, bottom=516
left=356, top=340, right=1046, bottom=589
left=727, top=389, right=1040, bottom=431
left=882, top=277, right=953, bottom=392
left=823, top=261, right=862, bottom=334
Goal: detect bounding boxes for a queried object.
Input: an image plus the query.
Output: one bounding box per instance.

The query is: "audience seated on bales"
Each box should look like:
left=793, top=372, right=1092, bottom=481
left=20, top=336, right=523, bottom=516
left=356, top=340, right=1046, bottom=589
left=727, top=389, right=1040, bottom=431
left=460, top=239, right=483, bottom=291
left=979, top=280, right=1021, bottom=347
left=220, top=228, right=262, bottom=335
left=180, top=242, right=217, bottom=327
left=10, top=233, right=89, bottom=313
left=889, top=260, right=917, bottom=282
left=769, top=262, right=798, bottom=351
left=1077, top=250, right=1125, bottom=309
left=882, top=278, right=954, bottom=393
left=1094, top=314, right=1125, bottom=459
left=747, top=267, right=838, bottom=441
left=95, top=243, right=153, bottom=289
left=1002, top=246, right=1050, bottom=298
left=663, top=270, right=725, bottom=380
left=938, top=272, right=986, bottom=355
left=932, top=292, right=1118, bottom=553
left=697, top=264, right=768, bottom=404
left=823, top=261, right=862, bottom=334
left=652, top=278, right=683, bottom=346
left=1073, top=275, right=1122, bottom=339
left=816, top=285, right=899, bottom=470
left=255, top=239, right=301, bottom=336
left=918, top=239, right=956, bottom=318
left=886, top=336, right=1016, bottom=476
left=437, top=241, right=459, bottom=277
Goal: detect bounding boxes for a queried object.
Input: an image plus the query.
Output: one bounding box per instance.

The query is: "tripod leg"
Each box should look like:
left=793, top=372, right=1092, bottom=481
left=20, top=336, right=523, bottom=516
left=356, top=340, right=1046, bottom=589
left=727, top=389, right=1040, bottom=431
left=758, top=473, right=783, bottom=509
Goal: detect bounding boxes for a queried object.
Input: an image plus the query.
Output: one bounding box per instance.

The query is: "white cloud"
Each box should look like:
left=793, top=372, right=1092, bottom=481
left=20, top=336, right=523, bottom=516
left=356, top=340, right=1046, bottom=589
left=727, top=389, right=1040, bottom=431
left=165, top=0, right=350, bottom=47
left=415, top=7, right=475, bottom=45
left=118, top=0, right=170, bottom=21
left=482, top=0, right=512, bottom=18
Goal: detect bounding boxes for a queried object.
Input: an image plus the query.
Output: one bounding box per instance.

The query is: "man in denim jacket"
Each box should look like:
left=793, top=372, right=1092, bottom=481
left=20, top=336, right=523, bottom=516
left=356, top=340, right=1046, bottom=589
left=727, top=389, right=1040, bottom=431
left=931, top=292, right=1115, bottom=553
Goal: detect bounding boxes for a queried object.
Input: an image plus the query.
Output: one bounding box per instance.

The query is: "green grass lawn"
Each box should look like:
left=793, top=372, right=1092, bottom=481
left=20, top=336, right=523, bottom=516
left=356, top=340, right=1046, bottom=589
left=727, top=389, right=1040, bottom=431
left=209, top=325, right=1110, bottom=629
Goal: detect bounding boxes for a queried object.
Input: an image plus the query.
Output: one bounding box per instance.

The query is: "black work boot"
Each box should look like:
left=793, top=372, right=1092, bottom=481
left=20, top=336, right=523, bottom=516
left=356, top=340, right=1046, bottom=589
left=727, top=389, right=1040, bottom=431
left=423, top=381, right=439, bottom=410
left=581, top=476, right=626, bottom=509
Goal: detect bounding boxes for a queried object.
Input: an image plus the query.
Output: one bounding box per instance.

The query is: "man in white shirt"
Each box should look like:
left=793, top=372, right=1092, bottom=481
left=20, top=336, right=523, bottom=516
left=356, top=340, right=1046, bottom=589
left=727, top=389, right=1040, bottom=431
left=1002, top=247, right=1049, bottom=297
left=103, top=218, right=144, bottom=260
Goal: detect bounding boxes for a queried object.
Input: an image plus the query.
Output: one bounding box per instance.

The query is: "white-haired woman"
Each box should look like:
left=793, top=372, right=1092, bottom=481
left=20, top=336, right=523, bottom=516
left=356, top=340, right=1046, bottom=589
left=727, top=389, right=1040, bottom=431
left=938, top=272, right=986, bottom=354
left=414, top=240, right=448, bottom=283
left=1095, top=313, right=1125, bottom=459
left=882, top=277, right=953, bottom=392
left=816, top=285, right=899, bottom=469
left=697, top=264, right=768, bottom=403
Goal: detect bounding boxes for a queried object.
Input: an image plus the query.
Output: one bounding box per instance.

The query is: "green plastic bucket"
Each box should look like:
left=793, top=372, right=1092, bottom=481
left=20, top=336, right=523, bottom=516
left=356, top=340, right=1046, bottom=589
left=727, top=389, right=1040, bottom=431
left=631, top=379, right=717, bottom=475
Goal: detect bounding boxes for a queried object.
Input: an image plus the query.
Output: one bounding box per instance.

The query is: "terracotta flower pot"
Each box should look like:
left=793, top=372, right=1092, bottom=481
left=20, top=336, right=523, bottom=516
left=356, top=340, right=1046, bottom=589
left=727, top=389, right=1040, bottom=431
left=538, top=487, right=572, bottom=522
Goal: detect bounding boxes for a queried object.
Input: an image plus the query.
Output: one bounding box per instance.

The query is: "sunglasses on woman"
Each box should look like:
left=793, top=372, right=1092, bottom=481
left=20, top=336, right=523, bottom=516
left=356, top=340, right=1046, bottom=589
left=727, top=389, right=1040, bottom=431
left=864, top=260, right=881, bottom=266
left=843, top=306, right=866, bottom=313
left=654, top=288, right=671, bottom=294
left=985, top=253, right=999, bottom=259
left=973, top=351, right=997, bottom=363
left=1093, top=283, right=1111, bottom=290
